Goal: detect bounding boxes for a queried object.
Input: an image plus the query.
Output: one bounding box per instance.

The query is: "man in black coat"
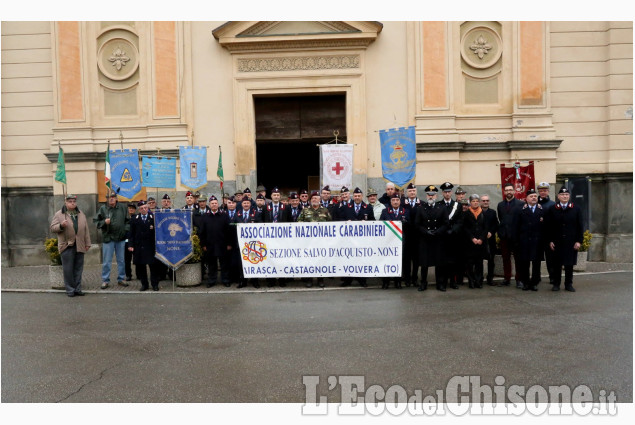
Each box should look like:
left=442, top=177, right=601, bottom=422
left=514, top=189, right=545, bottom=291
left=128, top=200, right=160, bottom=291
left=537, top=181, right=557, bottom=285
left=340, top=187, right=375, bottom=288
left=480, top=195, right=499, bottom=286
left=200, top=195, right=231, bottom=287
left=233, top=197, right=262, bottom=289
left=545, top=186, right=584, bottom=292
left=283, top=193, right=303, bottom=222
left=415, top=185, right=449, bottom=291
left=497, top=182, right=524, bottom=287
left=402, top=182, right=422, bottom=287
left=379, top=193, right=409, bottom=289
left=437, top=182, right=463, bottom=289
left=378, top=182, right=398, bottom=207
left=333, top=186, right=351, bottom=221
left=265, top=187, right=286, bottom=223
left=224, top=196, right=241, bottom=285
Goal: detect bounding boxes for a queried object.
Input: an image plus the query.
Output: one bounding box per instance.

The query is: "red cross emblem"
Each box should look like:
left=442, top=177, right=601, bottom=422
left=332, top=162, right=344, bottom=175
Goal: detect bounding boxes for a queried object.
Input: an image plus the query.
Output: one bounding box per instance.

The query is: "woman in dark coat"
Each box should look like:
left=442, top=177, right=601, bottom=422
left=461, top=194, right=488, bottom=288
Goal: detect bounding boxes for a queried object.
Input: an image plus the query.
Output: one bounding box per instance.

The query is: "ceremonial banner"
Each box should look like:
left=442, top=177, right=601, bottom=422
left=154, top=210, right=193, bottom=269
left=179, top=146, right=207, bottom=190
left=237, top=221, right=403, bottom=278
left=109, top=149, right=142, bottom=201
left=379, top=126, right=416, bottom=188
left=320, top=144, right=353, bottom=192
left=142, top=156, right=177, bottom=188
left=500, top=161, right=535, bottom=201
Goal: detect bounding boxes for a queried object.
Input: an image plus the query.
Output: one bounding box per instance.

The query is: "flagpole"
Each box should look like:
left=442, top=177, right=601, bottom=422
left=218, top=145, right=224, bottom=202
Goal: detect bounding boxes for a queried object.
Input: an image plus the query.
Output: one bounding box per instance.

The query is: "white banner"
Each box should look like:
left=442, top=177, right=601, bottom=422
left=237, top=222, right=403, bottom=278
left=320, top=144, right=353, bottom=192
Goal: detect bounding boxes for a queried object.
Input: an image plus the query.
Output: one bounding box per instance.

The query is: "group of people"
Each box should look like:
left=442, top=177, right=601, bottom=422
left=49, top=179, right=584, bottom=297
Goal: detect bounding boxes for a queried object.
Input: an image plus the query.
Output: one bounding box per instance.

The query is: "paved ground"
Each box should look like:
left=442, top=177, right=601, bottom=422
left=1, top=271, right=632, bottom=403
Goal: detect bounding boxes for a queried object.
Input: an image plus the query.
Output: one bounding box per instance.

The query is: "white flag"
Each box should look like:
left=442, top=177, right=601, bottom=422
left=320, top=144, right=353, bottom=192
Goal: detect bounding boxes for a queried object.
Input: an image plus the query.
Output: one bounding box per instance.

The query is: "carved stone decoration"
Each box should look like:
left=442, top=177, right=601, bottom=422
left=237, top=55, right=360, bottom=72
left=97, top=37, right=139, bottom=81
left=461, top=26, right=502, bottom=70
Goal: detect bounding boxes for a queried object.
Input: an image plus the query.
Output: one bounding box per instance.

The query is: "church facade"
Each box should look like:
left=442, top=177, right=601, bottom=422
left=1, top=21, right=632, bottom=266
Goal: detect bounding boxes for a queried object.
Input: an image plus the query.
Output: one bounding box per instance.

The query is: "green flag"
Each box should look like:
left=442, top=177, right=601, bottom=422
left=105, top=142, right=111, bottom=191
left=54, top=148, right=66, bottom=185
left=217, top=148, right=224, bottom=190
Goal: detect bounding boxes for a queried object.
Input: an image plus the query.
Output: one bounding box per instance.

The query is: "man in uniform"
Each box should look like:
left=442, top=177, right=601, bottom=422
left=128, top=200, right=160, bottom=291
left=537, top=182, right=556, bottom=285
left=233, top=197, right=261, bottom=288
left=124, top=202, right=137, bottom=281
left=340, top=187, right=375, bottom=287
left=224, top=196, right=241, bottom=285
left=283, top=192, right=303, bottom=222
left=193, top=193, right=209, bottom=280
left=402, top=182, right=421, bottom=287
left=497, top=182, right=523, bottom=287
left=546, top=187, right=584, bottom=292
left=193, top=191, right=201, bottom=205
left=379, top=193, right=409, bottom=289
left=367, top=188, right=386, bottom=221
left=147, top=197, right=157, bottom=212
left=378, top=182, right=397, bottom=207
left=480, top=194, right=499, bottom=286
left=437, top=182, right=462, bottom=289
left=320, top=185, right=331, bottom=209
left=299, top=189, right=310, bottom=209
left=298, top=191, right=331, bottom=288
left=514, top=189, right=545, bottom=291
left=255, top=184, right=270, bottom=205
left=183, top=191, right=198, bottom=211
left=50, top=194, right=92, bottom=297
left=234, top=190, right=244, bottom=205
left=254, top=193, right=267, bottom=222
left=243, top=187, right=256, bottom=208
left=95, top=192, right=129, bottom=289
left=266, top=187, right=286, bottom=224
left=333, top=186, right=350, bottom=220
left=200, top=195, right=231, bottom=287
left=415, top=185, right=449, bottom=291
left=160, top=193, right=172, bottom=210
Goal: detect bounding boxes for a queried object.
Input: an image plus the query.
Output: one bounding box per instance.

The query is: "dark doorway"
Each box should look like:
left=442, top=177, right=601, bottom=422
left=254, top=94, right=346, bottom=196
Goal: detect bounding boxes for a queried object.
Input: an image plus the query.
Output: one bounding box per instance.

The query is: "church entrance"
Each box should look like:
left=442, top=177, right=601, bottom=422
left=254, top=94, right=346, bottom=197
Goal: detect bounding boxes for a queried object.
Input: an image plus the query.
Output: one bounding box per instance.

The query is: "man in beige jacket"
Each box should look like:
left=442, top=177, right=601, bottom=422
left=50, top=194, right=91, bottom=297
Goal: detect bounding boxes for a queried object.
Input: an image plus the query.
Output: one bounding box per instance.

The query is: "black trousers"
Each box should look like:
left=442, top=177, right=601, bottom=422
left=206, top=254, right=229, bottom=284
left=402, top=246, right=419, bottom=283
left=486, top=240, right=496, bottom=283
left=518, top=259, right=542, bottom=288
left=420, top=266, right=443, bottom=287
left=466, top=257, right=484, bottom=287
left=544, top=247, right=557, bottom=284
left=124, top=242, right=133, bottom=279
left=136, top=261, right=160, bottom=289
left=552, top=264, right=574, bottom=288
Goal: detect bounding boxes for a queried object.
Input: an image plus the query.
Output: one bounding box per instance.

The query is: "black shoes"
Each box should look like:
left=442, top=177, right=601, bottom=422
left=140, top=286, right=149, bottom=291
left=237, top=282, right=246, bottom=288
left=450, top=284, right=459, bottom=289
left=223, top=282, right=231, bottom=287
left=565, top=286, right=576, bottom=292
left=279, top=281, right=286, bottom=287
left=552, top=285, right=560, bottom=291
left=502, top=280, right=511, bottom=286
left=152, top=286, right=159, bottom=291
left=75, top=291, right=85, bottom=296
left=306, top=282, right=313, bottom=288
left=253, top=282, right=260, bottom=289
left=516, top=282, right=524, bottom=289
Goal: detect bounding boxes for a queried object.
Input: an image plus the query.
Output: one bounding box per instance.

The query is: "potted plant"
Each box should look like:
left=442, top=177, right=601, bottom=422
left=574, top=230, right=593, bottom=272
left=45, top=238, right=65, bottom=290
left=176, top=231, right=203, bottom=287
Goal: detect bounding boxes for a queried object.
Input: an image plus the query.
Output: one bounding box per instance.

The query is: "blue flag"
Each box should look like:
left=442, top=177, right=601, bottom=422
left=379, top=126, right=416, bottom=188
left=142, top=156, right=177, bottom=188
left=154, top=210, right=193, bottom=269
left=179, top=146, right=207, bottom=190
left=109, top=149, right=142, bottom=201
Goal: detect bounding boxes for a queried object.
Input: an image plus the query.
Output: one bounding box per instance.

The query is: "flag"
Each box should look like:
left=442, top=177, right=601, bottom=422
left=105, top=142, right=111, bottom=191
left=320, top=144, right=353, bottom=191
left=217, top=148, right=224, bottom=190
left=379, top=126, right=416, bottom=188
left=54, top=148, right=66, bottom=185
left=500, top=161, right=535, bottom=201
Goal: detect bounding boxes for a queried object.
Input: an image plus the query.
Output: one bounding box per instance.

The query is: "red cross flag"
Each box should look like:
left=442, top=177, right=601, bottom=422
left=320, top=144, right=353, bottom=192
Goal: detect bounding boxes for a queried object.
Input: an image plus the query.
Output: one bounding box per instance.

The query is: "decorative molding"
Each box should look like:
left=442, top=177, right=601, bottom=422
left=239, top=21, right=358, bottom=36
left=44, top=149, right=180, bottom=163
left=416, top=140, right=563, bottom=153
left=460, top=25, right=502, bottom=72
left=237, top=55, right=360, bottom=72
left=223, top=38, right=374, bottom=52
left=1, top=186, right=54, bottom=197
left=97, top=37, right=139, bottom=82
